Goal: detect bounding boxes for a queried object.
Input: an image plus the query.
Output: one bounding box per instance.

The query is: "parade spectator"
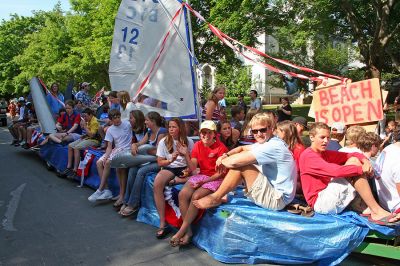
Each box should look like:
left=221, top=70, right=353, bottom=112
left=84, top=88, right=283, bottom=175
left=171, top=121, right=228, bottom=246
left=374, top=133, right=400, bottom=214
left=46, top=83, right=65, bottom=119
left=75, top=82, right=92, bottom=107
left=217, top=120, right=240, bottom=150
left=74, top=100, right=84, bottom=114
left=292, top=116, right=310, bottom=147
left=380, top=120, right=397, bottom=149
left=19, top=102, right=37, bottom=149
left=193, top=114, right=297, bottom=212
left=277, top=97, right=292, bottom=122
left=201, top=85, right=226, bottom=122
left=8, top=99, right=17, bottom=119
left=326, top=122, right=346, bottom=151
left=249, top=90, right=261, bottom=112
left=88, top=109, right=132, bottom=202
left=230, top=105, right=245, bottom=132
left=118, top=111, right=167, bottom=213
left=41, top=100, right=82, bottom=145
left=299, top=122, right=400, bottom=226
left=9, top=97, right=29, bottom=146
left=61, top=108, right=100, bottom=179
left=237, top=93, right=247, bottom=114
left=153, top=118, right=194, bottom=238
left=118, top=90, right=135, bottom=120
left=340, top=125, right=366, bottom=153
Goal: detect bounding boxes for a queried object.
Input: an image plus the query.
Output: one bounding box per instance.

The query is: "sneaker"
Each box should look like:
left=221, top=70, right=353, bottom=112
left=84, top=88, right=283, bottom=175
left=96, top=189, right=113, bottom=201
left=20, top=141, right=26, bottom=146
left=30, top=145, right=41, bottom=151
left=88, top=189, right=103, bottom=202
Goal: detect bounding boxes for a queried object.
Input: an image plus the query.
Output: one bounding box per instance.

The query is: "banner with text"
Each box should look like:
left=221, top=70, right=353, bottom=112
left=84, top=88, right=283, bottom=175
left=312, top=78, right=383, bottom=126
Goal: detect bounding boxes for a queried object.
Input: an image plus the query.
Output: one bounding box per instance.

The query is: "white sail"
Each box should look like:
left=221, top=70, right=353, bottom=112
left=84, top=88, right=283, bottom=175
left=109, top=0, right=198, bottom=119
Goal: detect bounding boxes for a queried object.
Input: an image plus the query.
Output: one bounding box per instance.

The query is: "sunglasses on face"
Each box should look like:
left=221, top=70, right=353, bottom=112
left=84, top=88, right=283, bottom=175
left=251, top=127, right=269, bottom=135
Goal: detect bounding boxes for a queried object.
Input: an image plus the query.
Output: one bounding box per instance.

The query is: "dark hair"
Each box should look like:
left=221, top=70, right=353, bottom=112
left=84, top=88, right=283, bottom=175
left=108, top=91, right=118, bottom=98
left=108, top=109, right=121, bottom=118
left=82, top=107, right=94, bottom=116
left=146, top=111, right=164, bottom=127
left=65, top=100, right=75, bottom=108
left=276, top=120, right=302, bottom=150
left=58, top=108, right=66, bottom=115
left=250, top=89, right=258, bottom=97
left=231, top=105, right=244, bottom=118
left=217, top=120, right=236, bottom=150
left=130, top=110, right=146, bottom=134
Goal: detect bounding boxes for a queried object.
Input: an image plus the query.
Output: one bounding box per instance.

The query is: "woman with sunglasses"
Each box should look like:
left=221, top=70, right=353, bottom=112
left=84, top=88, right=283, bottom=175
left=170, top=120, right=228, bottom=247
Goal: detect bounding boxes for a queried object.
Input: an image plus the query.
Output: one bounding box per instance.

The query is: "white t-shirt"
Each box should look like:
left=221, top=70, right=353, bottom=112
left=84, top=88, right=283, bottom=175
left=339, top=146, right=362, bottom=154
left=374, top=143, right=400, bottom=212
left=120, top=102, right=136, bottom=121
left=156, top=137, right=194, bottom=168
left=105, top=120, right=132, bottom=150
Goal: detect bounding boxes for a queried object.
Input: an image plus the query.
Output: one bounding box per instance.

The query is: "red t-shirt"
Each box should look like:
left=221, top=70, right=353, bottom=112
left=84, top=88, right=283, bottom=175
left=299, top=148, right=365, bottom=207
left=191, top=139, right=228, bottom=177
left=57, top=112, right=81, bottom=131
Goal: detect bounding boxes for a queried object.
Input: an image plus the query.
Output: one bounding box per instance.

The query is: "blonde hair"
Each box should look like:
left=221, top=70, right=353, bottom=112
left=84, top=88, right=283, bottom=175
left=241, top=109, right=258, bottom=136
left=345, top=125, right=366, bottom=146
left=117, top=90, right=131, bottom=110
left=208, top=85, right=226, bottom=104
left=249, top=112, right=275, bottom=130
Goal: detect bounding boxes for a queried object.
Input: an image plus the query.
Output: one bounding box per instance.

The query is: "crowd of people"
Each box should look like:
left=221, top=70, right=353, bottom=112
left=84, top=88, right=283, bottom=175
left=6, top=82, right=400, bottom=248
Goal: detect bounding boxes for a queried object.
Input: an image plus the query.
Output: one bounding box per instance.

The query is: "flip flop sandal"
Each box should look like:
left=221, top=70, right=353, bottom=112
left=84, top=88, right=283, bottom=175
left=156, top=226, right=171, bottom=239
left=368, top=214, right=400, bottom=227
left=169, top=236, right=180, bottom=247
left=113, top=198, right=123, bottom=208
left=299, top=205, right=315, bottom=217
left=120, top=206, right=138, bottom=217
left=360, top=213, right=371, bottom=217
left=286, top=204, right=302, bottom=215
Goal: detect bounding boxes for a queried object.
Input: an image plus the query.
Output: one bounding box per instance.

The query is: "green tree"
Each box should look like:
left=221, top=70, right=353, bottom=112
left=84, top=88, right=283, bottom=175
left=215, top=60, right=252, bottom=97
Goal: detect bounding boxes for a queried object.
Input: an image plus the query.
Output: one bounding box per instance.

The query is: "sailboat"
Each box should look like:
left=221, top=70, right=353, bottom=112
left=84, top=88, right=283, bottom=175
left=109, top=0, right=199, bottom=120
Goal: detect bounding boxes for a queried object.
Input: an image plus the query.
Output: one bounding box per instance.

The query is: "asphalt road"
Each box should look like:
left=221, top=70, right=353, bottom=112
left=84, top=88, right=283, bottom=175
left=0, top=125, right=397, bottom=266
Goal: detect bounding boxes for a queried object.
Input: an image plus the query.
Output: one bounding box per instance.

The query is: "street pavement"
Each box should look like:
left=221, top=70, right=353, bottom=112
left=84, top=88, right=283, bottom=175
left=0, top=125, right=397, bottom=266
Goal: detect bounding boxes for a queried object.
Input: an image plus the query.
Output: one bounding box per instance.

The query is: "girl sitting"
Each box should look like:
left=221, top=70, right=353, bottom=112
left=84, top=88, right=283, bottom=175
left=170, top=120, right=228, bottom=246
left=153, top=118, right=194, bottom=238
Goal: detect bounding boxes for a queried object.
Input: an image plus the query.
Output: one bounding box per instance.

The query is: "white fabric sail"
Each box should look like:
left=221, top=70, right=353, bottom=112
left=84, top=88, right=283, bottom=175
left=109, top=0, right=198, bottom=119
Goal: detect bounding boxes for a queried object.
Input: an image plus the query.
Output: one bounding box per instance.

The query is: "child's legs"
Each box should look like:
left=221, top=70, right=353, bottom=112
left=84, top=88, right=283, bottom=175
left=116, top=168, right=127, bottom=199
left=129, top=163, right=160, bottom=208
left=176, top=187, right=213, bottom=238
left=178, top=182, right=195, bottom=220
left=97, top=158, right=111, bottom=191
left=125, top=167, right=138, bottom=205
left=153, top=169, right=175, bottom=228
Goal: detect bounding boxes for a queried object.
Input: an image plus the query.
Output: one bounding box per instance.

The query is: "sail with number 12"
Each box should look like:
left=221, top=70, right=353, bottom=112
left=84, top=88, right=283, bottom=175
left=109, top=0, right=199, bottom=119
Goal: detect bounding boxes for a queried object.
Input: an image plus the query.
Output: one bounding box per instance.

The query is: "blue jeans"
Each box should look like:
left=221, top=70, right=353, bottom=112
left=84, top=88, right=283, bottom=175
left=124, top=162, right=160, bottom=208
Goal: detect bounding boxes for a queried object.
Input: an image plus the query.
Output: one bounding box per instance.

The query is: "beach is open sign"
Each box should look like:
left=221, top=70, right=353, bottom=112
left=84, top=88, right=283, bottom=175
left=312, top=78, right=383, bottom=125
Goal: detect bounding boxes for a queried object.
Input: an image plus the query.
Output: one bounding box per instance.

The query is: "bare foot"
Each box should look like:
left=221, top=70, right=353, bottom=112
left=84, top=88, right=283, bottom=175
left=370, top=210, right=400, bottom=223
left=180, top=232, right=193, bottom=246
left=192, top=194, right=222, bottom=209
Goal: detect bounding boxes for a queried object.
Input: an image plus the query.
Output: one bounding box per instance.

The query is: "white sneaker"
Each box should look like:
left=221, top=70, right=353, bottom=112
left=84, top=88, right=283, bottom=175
left=88, top=189, right=103, bottom=202
left=96, top=189, right=113, bottom=201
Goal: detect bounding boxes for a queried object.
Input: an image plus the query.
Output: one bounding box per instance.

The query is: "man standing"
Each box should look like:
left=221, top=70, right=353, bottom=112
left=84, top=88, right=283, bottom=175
left=249, top=90, right=261, bottom=112
left=299, top=122, right=400, bottom=226
left=194, top=113, right=297, bottom=210
left=75, top=82, right=92, bottom=107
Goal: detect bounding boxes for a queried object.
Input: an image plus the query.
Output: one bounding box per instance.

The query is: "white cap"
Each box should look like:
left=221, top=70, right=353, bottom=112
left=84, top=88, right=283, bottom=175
left=18, top=97, right=25, bottom=102
left=200, top=120, right=217, bottom=131
left=81, top=82, right=91, bottom=87
left=331, top=122, right=346, bottom=134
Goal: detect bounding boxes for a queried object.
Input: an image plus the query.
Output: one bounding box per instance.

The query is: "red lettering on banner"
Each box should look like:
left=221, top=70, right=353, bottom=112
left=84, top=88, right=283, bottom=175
left=329, top=86, right=339, bottom=104
left=340, top=86, right=351, bottom=103
left=352, top=103, right=363, bottom=122
left=342, top=105, right=351, bottom=123
left=367, top=99, right=383, bottom=121
left=332, top=107, right=341, bottom=122
left=349, top=84, right=359, bottom=100
left=319, top=90, right=329, bottom=106
left=360, top=80, right=373, bottom=99
left=315, top=110, right=328, bottom=124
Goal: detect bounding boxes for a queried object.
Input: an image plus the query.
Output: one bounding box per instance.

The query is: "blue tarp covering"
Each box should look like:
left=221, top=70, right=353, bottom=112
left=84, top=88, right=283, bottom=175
left=39, top=144, right=400, bottom=265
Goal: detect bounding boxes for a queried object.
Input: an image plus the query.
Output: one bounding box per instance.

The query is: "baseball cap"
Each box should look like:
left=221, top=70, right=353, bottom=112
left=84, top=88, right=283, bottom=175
left=18, top=97, right=25, bottom=102
left=331, top=122, right=346, bottom=134
left=81, top=82, right=91, bottom=87
left=292, top=116, right=308, bottom=130
left=200, top=120, right=217, bottom=131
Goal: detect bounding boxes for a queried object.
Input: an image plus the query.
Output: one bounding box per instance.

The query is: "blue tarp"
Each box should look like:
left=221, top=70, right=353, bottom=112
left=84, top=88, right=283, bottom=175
left=39, top=144, right=400, bottom=265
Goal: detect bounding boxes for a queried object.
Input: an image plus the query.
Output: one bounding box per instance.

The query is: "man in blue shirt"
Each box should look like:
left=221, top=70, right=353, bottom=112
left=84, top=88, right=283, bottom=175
left=193, top=113, right=297, bottom=210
